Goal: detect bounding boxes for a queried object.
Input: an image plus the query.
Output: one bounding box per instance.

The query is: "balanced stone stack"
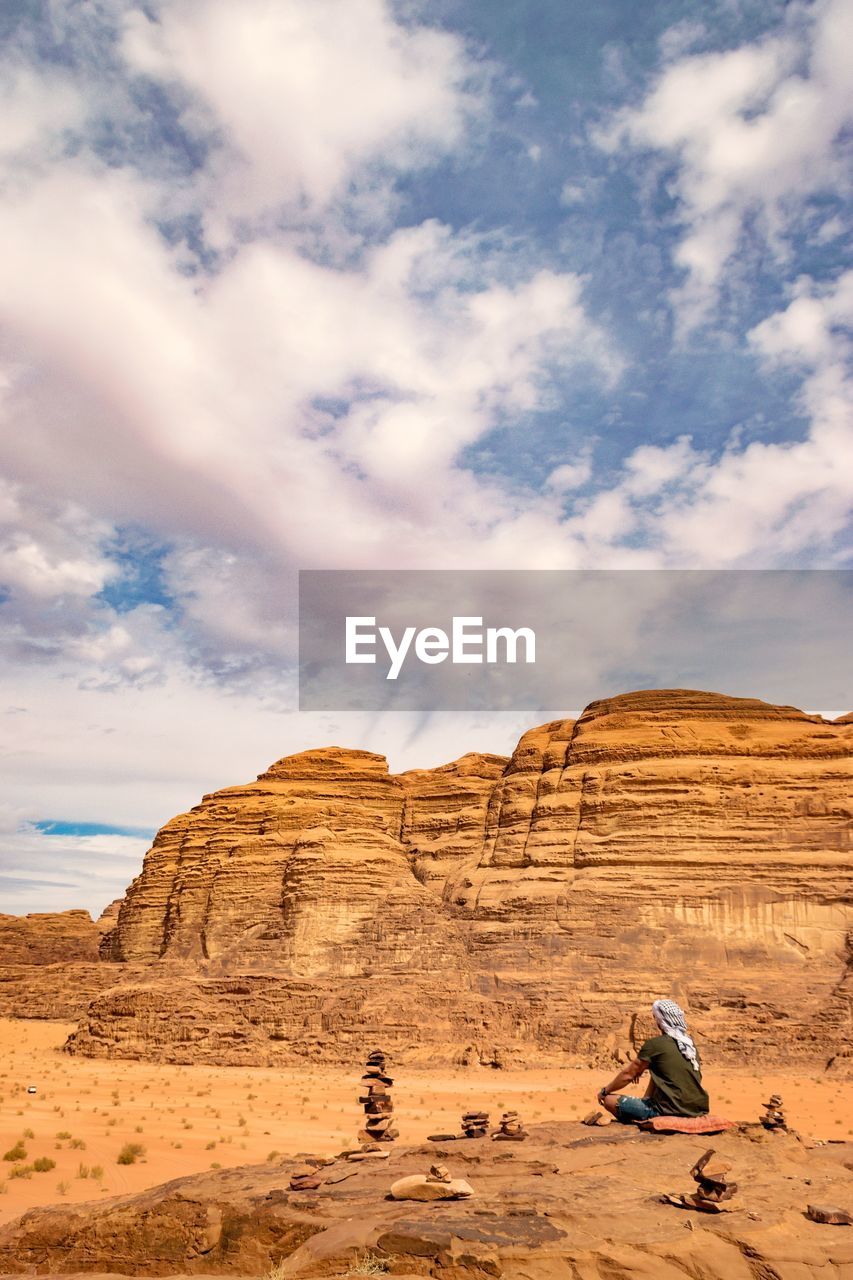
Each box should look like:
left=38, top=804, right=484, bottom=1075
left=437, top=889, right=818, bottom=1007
left=761, top=1094, right=787, bottom=1131
left=685, top=1149, right=738, bottom=1212
left=493, top=1110, right=527, bottom=1141
left=358, top=1049, right=398, bottom=1146
left=461, top=1110, right=490, bottom=1138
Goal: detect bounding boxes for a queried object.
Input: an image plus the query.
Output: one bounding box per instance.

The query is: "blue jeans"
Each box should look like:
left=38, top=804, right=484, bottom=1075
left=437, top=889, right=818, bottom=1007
left=615, top=1095, right=662, bottom=1124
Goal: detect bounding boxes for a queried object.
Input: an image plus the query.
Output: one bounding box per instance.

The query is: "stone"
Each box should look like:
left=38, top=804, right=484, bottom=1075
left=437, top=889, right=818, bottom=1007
left=806, top=1204, right=852, bottom=1225
left=389, top=1173, right=475, bottom=1201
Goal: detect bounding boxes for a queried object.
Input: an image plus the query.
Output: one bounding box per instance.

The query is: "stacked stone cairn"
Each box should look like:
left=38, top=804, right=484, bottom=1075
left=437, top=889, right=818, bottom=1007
left=493, top=1110, right=527, bottom=1141
left=761, top=1094, right=787, bottom=1131
left=461, top=1109, right=490, bottom=1138
left=681, top=1149, right=738, bottom=1213
left=358, top=1049, right=398, bottom=1147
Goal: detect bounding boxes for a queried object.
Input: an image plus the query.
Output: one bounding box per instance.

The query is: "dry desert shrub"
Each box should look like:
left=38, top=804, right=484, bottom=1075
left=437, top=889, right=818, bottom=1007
left=347, top=1253, right=389, bottom=1276
left=117, top=1143, right=145, bottom=1165
left=3, top=1142, right=26, bottom=1162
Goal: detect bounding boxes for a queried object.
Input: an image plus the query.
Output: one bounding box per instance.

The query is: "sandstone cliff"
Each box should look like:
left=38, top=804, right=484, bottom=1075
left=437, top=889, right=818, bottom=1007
left=3, top=689, right=851, bottom=1068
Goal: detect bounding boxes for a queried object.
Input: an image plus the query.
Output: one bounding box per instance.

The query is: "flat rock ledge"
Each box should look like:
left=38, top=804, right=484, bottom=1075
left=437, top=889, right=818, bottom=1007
left=2, top=1122, right=852, bottom=1279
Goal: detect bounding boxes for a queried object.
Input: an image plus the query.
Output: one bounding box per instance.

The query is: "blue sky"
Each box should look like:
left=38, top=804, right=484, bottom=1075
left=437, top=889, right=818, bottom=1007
left=0, top=0, right=850, bottom=913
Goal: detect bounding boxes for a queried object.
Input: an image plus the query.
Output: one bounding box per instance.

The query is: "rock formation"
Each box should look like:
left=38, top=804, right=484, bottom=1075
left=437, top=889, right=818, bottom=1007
left=0, top=906, right=132, bottom=1020
left=2, top=689, right=851, bottom=1069
left=0, top=910, right=102, bottom=966
left=1, top=1122, right=852, bottom=1278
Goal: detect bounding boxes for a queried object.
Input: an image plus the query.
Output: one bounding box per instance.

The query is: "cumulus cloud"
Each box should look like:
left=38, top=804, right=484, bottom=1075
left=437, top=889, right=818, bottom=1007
left=602, top=0, right=853, bottom=330
left=563, top=271, right=853, bottom=565
left=120, top=0, right=483, bottom=228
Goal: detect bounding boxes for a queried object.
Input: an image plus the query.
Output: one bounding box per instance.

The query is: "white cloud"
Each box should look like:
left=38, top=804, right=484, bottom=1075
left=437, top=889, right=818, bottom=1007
left=564, top=271, right=853, bottom=565
left=546, top=456, right=593, bottom=492
left=120, top=0, right=482, bottom=224
left=603, top=0, right=853, bottom=329
left=0, top=63, right=84, bottom=165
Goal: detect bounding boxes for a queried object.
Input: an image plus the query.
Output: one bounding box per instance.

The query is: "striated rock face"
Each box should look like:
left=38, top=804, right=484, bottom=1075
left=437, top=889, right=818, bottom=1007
left=445, top=692, right=853, bottom=1054
left=400, top=752, right=508, bottom=889
left=3, top=689, right=851, bottom=1069
left=102, top=747, right=486, bottom=978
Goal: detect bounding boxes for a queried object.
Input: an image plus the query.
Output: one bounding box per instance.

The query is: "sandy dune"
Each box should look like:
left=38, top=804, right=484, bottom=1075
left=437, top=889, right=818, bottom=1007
left=1, top=1018, right=850, bottom=1227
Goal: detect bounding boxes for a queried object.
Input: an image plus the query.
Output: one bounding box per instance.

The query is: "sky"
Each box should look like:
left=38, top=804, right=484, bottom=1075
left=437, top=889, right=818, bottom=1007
left=0, top=0, right=851, bottom=915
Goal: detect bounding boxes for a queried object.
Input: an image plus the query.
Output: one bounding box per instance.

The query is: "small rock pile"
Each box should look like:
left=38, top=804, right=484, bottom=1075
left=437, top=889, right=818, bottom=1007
left=390, top=1162, right=475, bottom=1202
left=761, top=1094, right=787, bottom=1130
left=289, top=1156, right=334, bottom=1192
left=664, top=1148, right=737, bottom=1213
left=493, top=1110, right=527, bottom=1141
left=461, top=1110, right=490, bottom=1138
left=358, top=1049, right=398, bottom=1146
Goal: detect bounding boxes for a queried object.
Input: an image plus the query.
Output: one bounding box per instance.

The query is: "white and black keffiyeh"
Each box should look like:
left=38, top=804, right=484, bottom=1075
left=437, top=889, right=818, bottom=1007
left=652, top=998, right=700, bottom=1073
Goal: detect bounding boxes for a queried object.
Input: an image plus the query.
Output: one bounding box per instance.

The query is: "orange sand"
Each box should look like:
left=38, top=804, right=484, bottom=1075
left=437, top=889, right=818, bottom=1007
left=1, top=1018, right=849, bottom=1226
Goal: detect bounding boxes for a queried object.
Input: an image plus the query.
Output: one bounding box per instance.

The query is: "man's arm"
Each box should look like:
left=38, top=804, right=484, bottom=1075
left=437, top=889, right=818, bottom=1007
left=598, top=1058, right=648, bottom=1100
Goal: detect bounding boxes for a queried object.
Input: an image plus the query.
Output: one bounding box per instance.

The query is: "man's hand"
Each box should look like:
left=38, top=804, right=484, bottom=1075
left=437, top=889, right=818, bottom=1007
left=599, top=1058, right=648, bottom=1098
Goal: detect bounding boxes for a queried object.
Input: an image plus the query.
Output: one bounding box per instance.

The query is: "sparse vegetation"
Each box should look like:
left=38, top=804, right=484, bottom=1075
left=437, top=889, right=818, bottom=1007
left=3, top=1142, right=27, bottom=1162
left=347, top=1252, right=389, bottom=1276
left=33, top=1157, right=56, bottom=1173
left=117, top=1142, right=145, bottom=1165
left=264, top=1261, right=290, bottom=1280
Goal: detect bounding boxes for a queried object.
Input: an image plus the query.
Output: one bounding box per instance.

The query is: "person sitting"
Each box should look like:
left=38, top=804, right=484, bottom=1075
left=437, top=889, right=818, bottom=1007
left=596, top=998, right=710, bottom=1124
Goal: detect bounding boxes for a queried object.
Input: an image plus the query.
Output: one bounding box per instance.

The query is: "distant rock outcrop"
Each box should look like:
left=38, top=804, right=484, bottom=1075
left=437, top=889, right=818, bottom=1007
left=3, top=690, right=851, bottom=1068
left=0, top=910, right=101, bottom=966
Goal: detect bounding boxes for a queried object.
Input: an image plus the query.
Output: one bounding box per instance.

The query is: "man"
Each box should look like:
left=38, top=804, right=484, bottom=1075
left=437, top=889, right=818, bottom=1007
left=596, top=999, right=710, bottom=1124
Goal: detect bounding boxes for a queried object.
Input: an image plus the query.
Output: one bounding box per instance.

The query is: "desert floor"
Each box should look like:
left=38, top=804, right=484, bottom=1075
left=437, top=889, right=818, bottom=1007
left=1, top=1018, right=850, bottom=1226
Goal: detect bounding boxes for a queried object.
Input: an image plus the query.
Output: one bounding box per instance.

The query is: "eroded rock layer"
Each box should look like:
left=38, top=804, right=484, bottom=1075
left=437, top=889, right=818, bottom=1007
left=2, top=689, right=851, bottom=1068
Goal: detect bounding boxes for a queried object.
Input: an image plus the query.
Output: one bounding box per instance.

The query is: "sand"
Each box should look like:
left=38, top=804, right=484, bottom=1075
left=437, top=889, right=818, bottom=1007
left=1, top=1018, right=850, bottom=1227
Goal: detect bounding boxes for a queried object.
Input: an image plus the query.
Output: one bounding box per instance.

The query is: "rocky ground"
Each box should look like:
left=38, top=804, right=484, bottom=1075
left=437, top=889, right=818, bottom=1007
left=1, top=1122, right=851, bottom=1278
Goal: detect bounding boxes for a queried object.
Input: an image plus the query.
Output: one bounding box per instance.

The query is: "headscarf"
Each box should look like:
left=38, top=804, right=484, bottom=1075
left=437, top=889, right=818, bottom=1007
left=652, top=998, right=700, bottom=1073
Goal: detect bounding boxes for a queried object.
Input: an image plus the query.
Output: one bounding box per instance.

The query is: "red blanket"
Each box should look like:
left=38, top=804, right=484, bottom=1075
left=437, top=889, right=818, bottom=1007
left=640, top=1114, right=735, bottom=1134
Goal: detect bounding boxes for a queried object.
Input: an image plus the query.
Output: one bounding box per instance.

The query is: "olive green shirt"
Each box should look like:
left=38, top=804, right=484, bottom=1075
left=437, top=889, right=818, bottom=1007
left=638, top=1035, right=710, bottom=1117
